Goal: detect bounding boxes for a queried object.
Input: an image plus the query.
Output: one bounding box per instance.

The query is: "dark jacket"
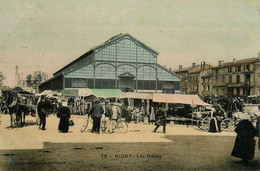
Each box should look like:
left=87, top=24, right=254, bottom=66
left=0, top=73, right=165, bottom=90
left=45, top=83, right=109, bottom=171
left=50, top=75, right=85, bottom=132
left=105, top=104, right=113, bottom=119
left=156, top=107, right=167, bottom=120
left=89, top=104, right=104, bottom=118
left=37, top=100, right=48, bottom=115
left=57, top=106, right=71, bottom=118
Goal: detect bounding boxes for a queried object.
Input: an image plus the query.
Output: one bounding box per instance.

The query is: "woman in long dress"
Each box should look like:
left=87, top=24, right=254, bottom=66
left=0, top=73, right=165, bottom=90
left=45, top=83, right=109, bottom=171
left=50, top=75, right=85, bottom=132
left=149, top=107, right=155, bottom=124
left=256, top=117, right=260, bottom=151
left=57, top=102, right=71, bottom=133
left=231, top=118, right=257, bottom=163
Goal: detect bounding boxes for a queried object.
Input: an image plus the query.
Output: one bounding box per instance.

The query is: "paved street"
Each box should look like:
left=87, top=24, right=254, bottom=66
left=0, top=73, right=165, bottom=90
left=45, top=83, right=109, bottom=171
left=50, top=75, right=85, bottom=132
left=0, top=114, right=259, bottom=170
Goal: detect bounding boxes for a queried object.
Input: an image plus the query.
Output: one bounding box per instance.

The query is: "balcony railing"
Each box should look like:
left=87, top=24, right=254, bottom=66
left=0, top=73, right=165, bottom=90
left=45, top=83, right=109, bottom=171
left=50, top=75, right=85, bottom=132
left=227, top=82, right=252, bottom=87
left=212, top=81, right=252, bottom=88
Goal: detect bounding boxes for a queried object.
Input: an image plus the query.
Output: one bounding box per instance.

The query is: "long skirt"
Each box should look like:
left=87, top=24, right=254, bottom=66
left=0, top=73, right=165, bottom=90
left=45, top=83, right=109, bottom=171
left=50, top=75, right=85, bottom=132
left=149, top=110, right=155, bottom=122
left=58, top=116, right=70, bottom=133
left=209, top=118, right=218, bottom=132
left=231, top=135, right=256, bottom=160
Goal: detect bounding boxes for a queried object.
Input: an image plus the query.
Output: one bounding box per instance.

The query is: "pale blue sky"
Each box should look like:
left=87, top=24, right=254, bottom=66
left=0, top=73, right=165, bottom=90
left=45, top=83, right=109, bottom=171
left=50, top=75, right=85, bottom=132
left=0, top=0, right=260, bottom=86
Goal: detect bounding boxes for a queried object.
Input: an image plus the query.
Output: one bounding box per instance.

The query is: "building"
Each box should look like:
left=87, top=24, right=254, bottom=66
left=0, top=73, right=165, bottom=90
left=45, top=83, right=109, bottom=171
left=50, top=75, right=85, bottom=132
left=39, top=33, right=180, bottom=93
left=174, top=54, right=260, bottom=97
left=200, top=68, right=214, bottom=96
left=174, top=62, right=213, bottom=95
left=212, top=56, right=260, bottom=96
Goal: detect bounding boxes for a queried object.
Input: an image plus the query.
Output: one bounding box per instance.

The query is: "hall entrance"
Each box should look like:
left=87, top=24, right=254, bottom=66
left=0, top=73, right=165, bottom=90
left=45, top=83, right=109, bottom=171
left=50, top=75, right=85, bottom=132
left=118, top=72, right=135, bottom=92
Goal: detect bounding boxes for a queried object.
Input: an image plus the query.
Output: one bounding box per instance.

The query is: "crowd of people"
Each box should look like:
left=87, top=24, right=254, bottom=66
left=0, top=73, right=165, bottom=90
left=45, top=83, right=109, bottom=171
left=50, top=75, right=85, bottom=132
left=1, top=91, right=260, bottom=164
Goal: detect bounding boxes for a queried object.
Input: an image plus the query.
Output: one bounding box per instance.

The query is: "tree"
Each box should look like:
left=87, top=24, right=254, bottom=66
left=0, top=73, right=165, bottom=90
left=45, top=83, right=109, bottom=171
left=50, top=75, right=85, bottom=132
left=33, top=72, right=42, bottom=85
left=0, top=72, right=5, bottom=87
left=26, top=71, right=47, bottom=88
left=26, top=74, right=33, bottom=87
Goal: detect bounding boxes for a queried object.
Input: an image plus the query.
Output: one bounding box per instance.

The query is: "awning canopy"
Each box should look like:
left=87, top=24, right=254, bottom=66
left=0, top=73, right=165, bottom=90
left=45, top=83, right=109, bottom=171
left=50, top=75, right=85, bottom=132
left=152, top=93, right=212, bottom=107
left=61, top=88, right=78, bottom=97
left=62, top=88, right=122, bottom=98
left=39, top=90, right=61, bottom=97
left=120, top=92, right=153, bottom=100
left=87, top=89, right=122, bottom=98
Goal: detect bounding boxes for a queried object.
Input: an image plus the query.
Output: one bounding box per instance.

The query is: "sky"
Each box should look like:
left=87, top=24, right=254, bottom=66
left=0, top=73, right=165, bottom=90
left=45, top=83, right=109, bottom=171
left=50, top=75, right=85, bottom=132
left=0, top=0, right=260, bottom=87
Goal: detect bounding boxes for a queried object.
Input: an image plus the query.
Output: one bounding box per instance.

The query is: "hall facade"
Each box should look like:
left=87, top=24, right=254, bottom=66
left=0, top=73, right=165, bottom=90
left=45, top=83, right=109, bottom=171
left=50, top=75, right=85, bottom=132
left=39, top=33, right=180, bottom=93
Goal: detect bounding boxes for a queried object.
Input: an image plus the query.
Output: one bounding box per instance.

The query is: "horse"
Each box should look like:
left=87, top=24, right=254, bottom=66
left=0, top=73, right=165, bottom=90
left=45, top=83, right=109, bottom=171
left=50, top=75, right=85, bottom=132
left=2, top=90, right=25, bottom=128
left=0, top=96, right=8, bottom=114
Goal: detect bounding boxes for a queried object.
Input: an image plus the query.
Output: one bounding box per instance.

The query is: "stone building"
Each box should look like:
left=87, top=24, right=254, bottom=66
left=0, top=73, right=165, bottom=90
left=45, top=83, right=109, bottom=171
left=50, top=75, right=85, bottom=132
left=174, top=62, right=213, bottom=95
left=200, top=68, right=214, bottom=96
left=211, top=56, right=260, bottom=96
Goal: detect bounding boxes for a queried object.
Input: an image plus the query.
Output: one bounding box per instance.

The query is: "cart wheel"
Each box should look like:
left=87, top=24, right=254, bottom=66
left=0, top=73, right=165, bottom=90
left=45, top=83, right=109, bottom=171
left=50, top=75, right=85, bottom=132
left=221, top=118, right=235, bottom=131
left=201, top=116, right=210, bottom=131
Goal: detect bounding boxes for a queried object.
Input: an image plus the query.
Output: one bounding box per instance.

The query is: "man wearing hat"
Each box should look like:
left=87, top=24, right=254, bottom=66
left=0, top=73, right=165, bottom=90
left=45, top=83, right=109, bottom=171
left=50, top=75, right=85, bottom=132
left=104, top=99, right=113, bottom=133
left=88, top=99, right=104, bottom=134
left=37, top=95, right=48, bottom=130
left=154, top=104, right=167, bottom=133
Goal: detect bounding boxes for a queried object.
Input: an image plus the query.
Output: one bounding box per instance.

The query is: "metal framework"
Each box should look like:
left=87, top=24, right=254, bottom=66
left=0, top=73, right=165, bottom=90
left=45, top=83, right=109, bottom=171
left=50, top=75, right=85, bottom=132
left=39, top=34, right=180, bottom=93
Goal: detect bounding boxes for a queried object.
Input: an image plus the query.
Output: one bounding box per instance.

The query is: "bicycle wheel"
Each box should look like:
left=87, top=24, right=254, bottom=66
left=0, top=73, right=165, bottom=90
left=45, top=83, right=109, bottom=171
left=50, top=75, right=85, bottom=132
left=117, top=120, right=128, bottom=134
left=201, top=116, right=210, bottom=131
left=81, top=118, right=90, bottom=133
left=221, top=118, right=235, bottom=131
left=101, top=120, right=107, bottom=132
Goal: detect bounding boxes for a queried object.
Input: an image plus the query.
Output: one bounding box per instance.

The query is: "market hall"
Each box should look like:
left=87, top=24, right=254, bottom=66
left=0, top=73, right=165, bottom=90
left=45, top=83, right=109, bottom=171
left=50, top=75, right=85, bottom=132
left=38, top=33, right=180, bottom=94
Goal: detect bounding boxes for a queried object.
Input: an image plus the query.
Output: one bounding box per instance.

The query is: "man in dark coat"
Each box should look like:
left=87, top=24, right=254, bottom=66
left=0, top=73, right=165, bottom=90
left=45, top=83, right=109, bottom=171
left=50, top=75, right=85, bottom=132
left=37, top=96, right=49, bottom=130
left=57, top=101, right=71, bottom=133
left=154, top=104, right=167, bottom=133
left=88, top=99, right=104, bottom=134
left=104, top=100, right=113, bottom=133
left=231, top=119, right=257, bottom=163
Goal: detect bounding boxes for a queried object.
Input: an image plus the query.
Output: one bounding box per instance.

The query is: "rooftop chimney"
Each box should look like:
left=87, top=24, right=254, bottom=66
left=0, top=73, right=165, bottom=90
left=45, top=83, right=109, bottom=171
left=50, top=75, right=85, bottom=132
left=233, top=58, right=236, bottom=63
left=169, top=68, right=172, bottom=72
left=192, top=63, right=196, bottom=68
left=179, top=65, right=183, bottom=70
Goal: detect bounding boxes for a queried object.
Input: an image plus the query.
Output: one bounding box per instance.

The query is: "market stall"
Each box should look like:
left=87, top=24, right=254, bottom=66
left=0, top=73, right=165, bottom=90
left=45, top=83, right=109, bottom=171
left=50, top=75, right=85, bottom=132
left=152, top=93, right=212, bottom=125
left=61, top=88, right=123, bottom=115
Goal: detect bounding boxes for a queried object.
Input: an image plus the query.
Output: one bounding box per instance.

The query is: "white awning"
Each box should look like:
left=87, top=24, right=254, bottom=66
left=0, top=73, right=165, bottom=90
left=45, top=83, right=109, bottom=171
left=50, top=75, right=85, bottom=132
left=152, top=93, right=212, bottom=107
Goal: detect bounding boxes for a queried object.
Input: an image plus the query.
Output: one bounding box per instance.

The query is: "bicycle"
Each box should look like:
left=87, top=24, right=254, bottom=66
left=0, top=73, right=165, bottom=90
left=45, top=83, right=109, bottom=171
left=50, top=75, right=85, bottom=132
left=80, top=116, right=93, bottom=133
left=101, top=118, right=128, bottom=134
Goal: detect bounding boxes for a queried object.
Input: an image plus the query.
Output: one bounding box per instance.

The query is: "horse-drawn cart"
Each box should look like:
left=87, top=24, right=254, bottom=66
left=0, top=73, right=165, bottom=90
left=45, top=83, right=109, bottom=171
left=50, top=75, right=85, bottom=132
left=194, top=103, right=260, bottom=132
left=1, top=89, right=39, bottom=128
